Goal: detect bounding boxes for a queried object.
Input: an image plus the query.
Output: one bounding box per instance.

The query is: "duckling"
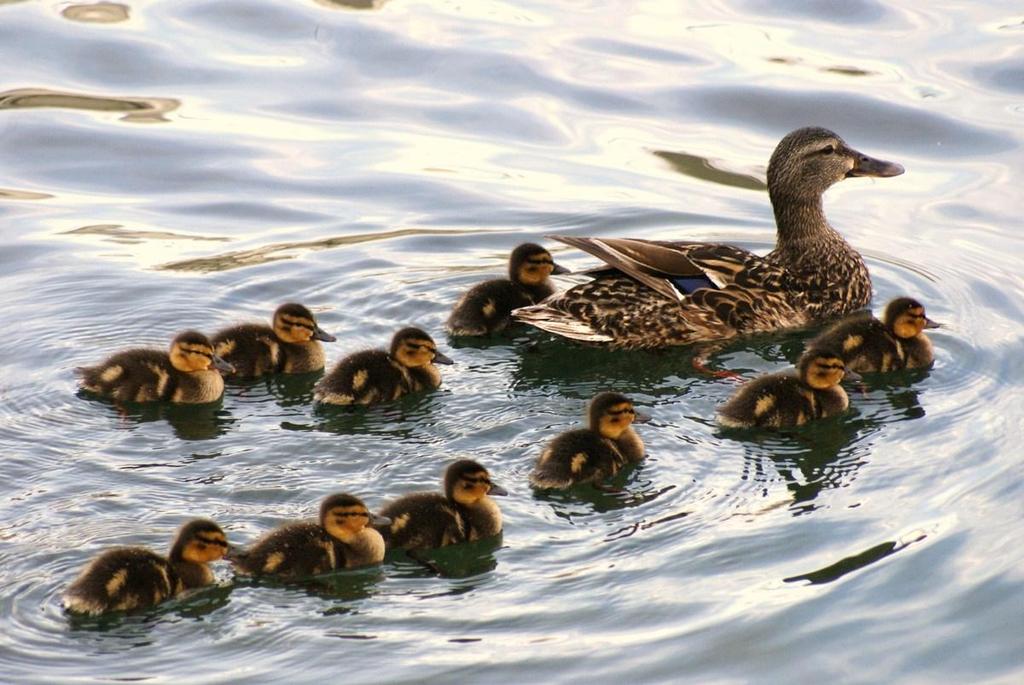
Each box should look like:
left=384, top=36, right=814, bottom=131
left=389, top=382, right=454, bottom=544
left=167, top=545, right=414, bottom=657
left=313, top=327, right=453, bottom=406
left=212, top=303, right=336, bottom=377
left=63, top=519, right=227, bottom=615
left=447, top=243, right=568, bottom=336
left=77, top=330, right=234, bottom=404
left=530, top=391, right=650, bottom=490
left=717, top=347, right=857, bottom=429
left=228, top=494, right=388, bottom=579
left=377, top=459, right=507, bottom=550
left=809, top=297, right=940, bottom=373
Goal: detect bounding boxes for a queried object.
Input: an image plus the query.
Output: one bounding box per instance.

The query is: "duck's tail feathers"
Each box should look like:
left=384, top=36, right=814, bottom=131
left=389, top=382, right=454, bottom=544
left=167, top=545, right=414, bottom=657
left=512, top=305, right=614, bottom=343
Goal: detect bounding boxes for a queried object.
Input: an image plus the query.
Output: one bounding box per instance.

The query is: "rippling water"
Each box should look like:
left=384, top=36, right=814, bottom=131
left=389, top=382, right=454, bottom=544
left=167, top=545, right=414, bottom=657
left=1, top=1, right=1022, bottom=683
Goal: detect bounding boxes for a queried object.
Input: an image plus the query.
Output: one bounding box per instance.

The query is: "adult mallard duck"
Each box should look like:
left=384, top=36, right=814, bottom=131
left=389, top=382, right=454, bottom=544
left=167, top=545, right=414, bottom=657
left=513, top=127, right=904, bottom=350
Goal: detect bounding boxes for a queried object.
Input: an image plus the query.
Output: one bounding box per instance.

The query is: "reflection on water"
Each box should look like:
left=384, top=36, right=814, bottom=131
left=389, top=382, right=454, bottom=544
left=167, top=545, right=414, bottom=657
left=532, top=463, right=672, bottom=517
left=652, top=150, right=767, bottom=191
left=66, top=582, right=233, bottom=632
left=61, top=3, right=130, bottom=24
left=387, top=535, right=502, bottom=580
left=157, top=228, right=479, bottom=273
left=313, top=0, right=390, bottom=10
left=0, top=88, right=178, bottom=123
left=76, top=391, right=236, bottom=442
left=62, top=224, right=231, bottom=246
left=784, top=530, right=927, bottom=585
left=0, top=188, right=52, bottom=200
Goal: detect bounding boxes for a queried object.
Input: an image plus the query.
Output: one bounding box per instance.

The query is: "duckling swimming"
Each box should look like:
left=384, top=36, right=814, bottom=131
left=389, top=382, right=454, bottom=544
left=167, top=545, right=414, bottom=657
left=229, top=494, right=389, bottom=579
left=809, top=297, right=940, bottom=373
left=212, top=303, right=336, bottom=377
left=313, top=327, right=453, bottom=406
left=530, top=392, right=650, bottom=490
left=447, top=243, right=568, bottom=336
left=78, top=330, right=234, bottom=404
left=377, top=459, right=506, bottom=550
left=63, top=519, right=227, bottom=615
left=717, top=348, right=857, bottom=429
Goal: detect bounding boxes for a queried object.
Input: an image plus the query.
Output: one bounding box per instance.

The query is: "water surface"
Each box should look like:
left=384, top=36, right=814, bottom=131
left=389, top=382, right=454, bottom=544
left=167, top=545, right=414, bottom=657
left=1, top=1, right=1023, bottom=683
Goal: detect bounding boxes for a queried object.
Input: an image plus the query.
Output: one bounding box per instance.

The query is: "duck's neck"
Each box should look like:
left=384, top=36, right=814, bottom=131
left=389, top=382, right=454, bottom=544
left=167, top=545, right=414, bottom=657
left=771, top=193, right=834, bottom=246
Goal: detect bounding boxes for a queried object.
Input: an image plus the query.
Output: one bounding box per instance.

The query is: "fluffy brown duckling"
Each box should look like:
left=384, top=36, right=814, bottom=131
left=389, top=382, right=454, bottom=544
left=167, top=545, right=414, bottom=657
left=77, top=330, right=234, bottom=404
left=63, top=519, right=227, bottom=615
left=717, top=348, right=858, bottom=429
left=376, top=460, right=507, bottom=551
left=530, top=392, right=650, bottom=490
left=447, top=243, right=568, bottom=336
left=809, top=296, right=940, bottom=373
left=313, top=327, right=453, bottom=406
left=228, top=494, right=389, bottom=579
left=212, top=302, right=336, bottom=377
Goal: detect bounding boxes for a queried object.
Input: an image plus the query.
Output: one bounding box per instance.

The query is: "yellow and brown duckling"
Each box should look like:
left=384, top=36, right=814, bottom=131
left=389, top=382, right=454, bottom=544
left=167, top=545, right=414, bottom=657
left=77, top=330, right=234, bottom=404
left=212, top=303, right=336, bottom=377
left=447, top=243, right=568, bottom=336
left=809, top=296, right=940, bottom=373
left=63, top=519, right=227, bottom=615
left=717, top=347, right=858, bottom=429
left=376, top=459, right=507, bottom=551
left=228, top=494, right=389, bottom=579
left=313, top=327, right=453, bottom=406
left=530, top=392, right=650, bottom=490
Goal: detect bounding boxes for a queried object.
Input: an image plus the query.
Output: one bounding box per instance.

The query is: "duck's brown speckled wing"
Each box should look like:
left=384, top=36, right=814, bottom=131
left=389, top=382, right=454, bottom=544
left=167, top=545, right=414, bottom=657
left=514, top=237, right=803, bottom=350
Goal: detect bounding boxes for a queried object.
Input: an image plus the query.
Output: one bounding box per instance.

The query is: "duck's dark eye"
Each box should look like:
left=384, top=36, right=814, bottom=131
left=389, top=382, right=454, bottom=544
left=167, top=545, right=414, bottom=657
left=820, top=144, right=836, bottom=155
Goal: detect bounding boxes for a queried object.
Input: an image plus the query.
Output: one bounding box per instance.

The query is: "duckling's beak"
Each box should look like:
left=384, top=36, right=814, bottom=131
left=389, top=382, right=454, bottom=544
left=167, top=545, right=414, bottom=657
left=432, top=351, right=455, bottom=365
left=843, top=368, right=863, bottom=382
left=846, top=150, right=904, bottom=178
left=212, top=354, right=235, bottom=374
left=370, top=513, right=391, bottom=527
left=487, top=482, right=509, bottom=496
left=923, top=318, right=942, bottom=329
left=313, top=326, right=337, bottom=343
left=632, top=411, right=652, bottom=424
left=551, top=262, right=571, bottom=275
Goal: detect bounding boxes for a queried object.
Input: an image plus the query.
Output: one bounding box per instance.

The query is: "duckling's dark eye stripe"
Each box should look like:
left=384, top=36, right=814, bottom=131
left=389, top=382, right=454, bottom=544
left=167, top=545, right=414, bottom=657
left=196, top=536, right=227, bottom=547
left=282, top=316, right=314, bottom=330
left=182, top=346, right=213, bottom=359
left=333, top=511, right=370, bottom=518
left=462, top=476, right=492, bottom=486
left=607, top=408, right=635, bottom=416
